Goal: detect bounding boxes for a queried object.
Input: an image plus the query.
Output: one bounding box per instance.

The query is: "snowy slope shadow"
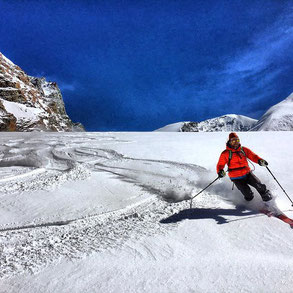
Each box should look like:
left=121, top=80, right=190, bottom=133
left=160, top=207, right=256, bottom=225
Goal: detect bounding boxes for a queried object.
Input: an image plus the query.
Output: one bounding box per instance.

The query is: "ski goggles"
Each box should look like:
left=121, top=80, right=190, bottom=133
left=230, top=138, right=240, bottom=142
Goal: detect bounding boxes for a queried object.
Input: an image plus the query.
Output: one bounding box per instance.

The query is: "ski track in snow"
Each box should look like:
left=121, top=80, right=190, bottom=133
left=0, top=133, right=210, bottom=278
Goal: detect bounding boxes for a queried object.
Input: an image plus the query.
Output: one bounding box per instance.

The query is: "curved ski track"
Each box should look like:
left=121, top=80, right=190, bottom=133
left=0, top=133, right=209, bottom=278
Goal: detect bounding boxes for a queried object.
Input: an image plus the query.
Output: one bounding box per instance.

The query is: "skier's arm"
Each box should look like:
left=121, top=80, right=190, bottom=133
left=243, top=147, right=262, bottom=164
left=217, top=151, right=228, bottom=173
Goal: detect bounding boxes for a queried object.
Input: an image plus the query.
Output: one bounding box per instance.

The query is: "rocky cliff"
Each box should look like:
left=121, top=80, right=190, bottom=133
left=0, top=52, right=84, bottom=131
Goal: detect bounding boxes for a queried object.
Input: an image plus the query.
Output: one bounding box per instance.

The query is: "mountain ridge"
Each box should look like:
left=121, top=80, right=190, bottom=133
left=156, top=93, right=293, bottom=132
left=156, top=114, right=258, bottom=132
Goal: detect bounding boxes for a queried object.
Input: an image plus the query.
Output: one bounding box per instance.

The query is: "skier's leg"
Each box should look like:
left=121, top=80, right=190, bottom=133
left=247, top=172, right=272, bottom=202
left=232, top=177, right=254, bottom=201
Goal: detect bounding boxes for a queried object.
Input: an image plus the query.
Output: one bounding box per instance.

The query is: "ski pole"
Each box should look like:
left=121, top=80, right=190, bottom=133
left=190, top=177, right=219, bottom=209
left=266, top=166, right=293, bottom=206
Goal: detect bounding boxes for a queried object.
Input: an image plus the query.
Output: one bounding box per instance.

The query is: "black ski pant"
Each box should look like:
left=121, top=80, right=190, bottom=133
left=231, top=172, right=271, bottom=201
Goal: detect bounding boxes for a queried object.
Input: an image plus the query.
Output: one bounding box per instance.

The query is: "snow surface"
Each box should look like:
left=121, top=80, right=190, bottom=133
left=0, top=132, right=293, bottom=293
left=1, top=99, right=44, bottom=120
left=155, top=121, right=187, bottom=132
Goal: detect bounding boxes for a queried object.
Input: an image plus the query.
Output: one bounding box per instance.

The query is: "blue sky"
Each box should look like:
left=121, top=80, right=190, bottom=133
left=0, top=0, right=292, bottom=130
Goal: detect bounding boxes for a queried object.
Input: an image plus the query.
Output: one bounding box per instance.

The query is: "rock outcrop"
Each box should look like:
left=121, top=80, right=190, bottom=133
left=0, top=52, right=84, bottom=131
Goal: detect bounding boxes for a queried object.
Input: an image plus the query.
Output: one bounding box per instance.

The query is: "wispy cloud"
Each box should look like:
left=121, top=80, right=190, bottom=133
left=46, top=75, right=76, bottom=92
left=224, top=10, right=293, bottom=77
left=187, top=9, right=293, bottom=119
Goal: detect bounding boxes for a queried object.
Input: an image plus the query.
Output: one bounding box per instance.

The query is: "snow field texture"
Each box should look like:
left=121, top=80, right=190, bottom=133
left=0, top=132, right=293, bottom=293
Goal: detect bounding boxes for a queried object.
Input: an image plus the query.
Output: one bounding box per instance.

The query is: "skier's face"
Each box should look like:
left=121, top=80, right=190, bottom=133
left=230, top=138, right=240, bottom=148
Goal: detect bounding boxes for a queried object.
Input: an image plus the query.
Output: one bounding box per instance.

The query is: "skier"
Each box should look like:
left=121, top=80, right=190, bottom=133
left=217, top=132, right=272, bottom=202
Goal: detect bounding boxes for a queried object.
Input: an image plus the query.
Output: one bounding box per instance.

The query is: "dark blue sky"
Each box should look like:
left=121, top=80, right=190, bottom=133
left=0, top=0, right=292, bottom=131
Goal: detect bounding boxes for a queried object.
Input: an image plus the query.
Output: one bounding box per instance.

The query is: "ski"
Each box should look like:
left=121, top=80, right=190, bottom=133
left=259, top=208, right=293, bottom=228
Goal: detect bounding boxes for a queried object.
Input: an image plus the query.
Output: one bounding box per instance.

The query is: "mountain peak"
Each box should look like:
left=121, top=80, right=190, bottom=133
left=0, top=52, right=84, bottom=132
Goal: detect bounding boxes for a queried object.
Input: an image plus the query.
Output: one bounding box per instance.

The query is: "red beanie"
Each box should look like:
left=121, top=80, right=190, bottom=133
left=229, top=132, right=239, bottom=140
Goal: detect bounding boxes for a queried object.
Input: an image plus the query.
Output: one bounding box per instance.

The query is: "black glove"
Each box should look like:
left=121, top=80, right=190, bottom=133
left=258, top=159, right=268, bottom=166
left=218, top=169, right=226, bottom=178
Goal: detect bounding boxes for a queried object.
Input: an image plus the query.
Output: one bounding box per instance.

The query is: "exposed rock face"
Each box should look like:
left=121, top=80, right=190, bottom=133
left=181, top=122, right=199, bottom=132
left=0, top=52, right=84, bottom=132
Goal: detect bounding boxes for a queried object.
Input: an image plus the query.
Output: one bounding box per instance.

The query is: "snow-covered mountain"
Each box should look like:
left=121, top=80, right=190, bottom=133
left=250, top=93, right=293, bottom=131
left=156, top=114, right=257, bottom=132
left=0, top=52, right=84, bottom=131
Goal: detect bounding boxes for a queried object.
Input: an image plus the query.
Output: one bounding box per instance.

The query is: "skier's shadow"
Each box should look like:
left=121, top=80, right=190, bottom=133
left=160, top=207, right=256, bottom=225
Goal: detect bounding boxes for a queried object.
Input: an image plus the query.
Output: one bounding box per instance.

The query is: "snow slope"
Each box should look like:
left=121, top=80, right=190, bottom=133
left=2, top=99, right=44, bottom=120
left=251, top=93, right=293, bottom=131
left=0, top=132, right=293, bottom=293
left=155, top=121, right=187, bottom=132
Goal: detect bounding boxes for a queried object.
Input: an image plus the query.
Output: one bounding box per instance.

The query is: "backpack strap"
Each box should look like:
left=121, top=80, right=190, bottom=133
left=240, top=147, right=246, bottom=157
left=228, top=150, right=233, bottom=168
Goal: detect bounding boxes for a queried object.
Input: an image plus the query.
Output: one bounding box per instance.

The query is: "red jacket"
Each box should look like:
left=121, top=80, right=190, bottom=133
left=217, top=144, right=262, bottom=179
